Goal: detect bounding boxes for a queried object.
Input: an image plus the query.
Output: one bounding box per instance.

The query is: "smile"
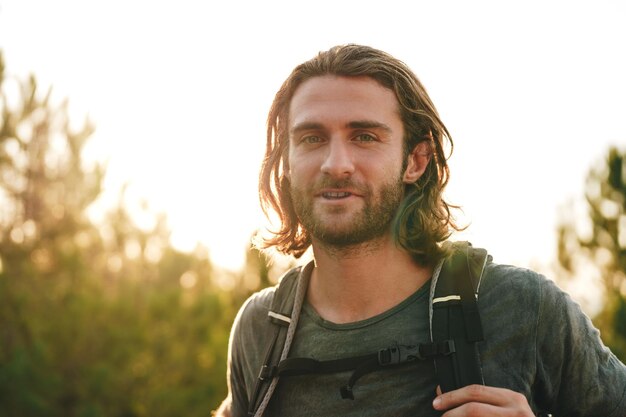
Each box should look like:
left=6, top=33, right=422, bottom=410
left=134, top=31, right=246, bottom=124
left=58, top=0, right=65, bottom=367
left=322, top=191, right=352, bottom=199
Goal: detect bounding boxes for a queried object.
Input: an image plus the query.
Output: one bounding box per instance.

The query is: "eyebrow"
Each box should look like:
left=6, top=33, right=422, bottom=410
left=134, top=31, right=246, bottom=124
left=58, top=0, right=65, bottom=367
left=290, top=122, right=325, bottom=136
left=347, top=120, right=393, bottom=133
left=290, top=120, right=393, bottom=136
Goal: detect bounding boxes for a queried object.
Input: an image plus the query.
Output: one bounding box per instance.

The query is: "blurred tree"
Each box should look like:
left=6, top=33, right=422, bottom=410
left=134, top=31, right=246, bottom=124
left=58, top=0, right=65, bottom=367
left=557, top=146, right=626, bottom=359
left=0, top=51, right=238, bottom=417
left=0, top=49, right=106, bottom=416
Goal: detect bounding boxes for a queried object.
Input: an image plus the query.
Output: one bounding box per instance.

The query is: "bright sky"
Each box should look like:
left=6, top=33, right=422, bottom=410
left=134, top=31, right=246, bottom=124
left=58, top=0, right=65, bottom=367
left=0, top=0, right=625, bottom=273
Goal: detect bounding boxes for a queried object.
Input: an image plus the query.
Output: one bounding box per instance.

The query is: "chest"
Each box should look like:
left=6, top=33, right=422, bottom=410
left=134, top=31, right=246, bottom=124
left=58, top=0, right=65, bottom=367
left=268, top=295, right=442, bottom=416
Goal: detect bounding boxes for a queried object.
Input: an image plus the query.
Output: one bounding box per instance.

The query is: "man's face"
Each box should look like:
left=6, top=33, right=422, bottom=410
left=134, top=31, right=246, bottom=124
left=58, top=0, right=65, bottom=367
left=287, top=75, right=409, bottom=248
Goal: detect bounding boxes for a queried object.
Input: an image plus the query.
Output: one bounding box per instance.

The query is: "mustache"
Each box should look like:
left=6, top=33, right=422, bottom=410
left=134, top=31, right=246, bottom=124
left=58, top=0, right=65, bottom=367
left=311, top=178, right=369, bottom=194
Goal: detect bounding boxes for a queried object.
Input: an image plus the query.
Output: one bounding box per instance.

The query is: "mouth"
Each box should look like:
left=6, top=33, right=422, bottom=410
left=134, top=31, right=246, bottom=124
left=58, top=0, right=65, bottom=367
left=322, top=191, right=353, bottom=200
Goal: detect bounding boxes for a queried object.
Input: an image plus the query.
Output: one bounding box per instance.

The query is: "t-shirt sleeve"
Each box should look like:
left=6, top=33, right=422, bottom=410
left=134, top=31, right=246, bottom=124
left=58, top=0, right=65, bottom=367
left=534, top=277, right=626, bottom=416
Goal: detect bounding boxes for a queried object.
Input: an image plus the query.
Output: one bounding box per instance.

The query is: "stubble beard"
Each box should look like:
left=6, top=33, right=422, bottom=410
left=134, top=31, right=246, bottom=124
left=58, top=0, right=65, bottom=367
left=290, top=176, right=405, bottom=252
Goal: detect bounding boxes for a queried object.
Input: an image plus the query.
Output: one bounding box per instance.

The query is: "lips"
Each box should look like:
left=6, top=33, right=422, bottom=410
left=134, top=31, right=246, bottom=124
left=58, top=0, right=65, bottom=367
left=322, top=191, right=352, bottom=199
left=314, top=181, right=365, bottom=200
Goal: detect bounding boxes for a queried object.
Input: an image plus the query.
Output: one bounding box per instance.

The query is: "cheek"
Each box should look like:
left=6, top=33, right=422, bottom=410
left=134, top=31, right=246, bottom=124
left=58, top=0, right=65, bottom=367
left=288, top=152, right=321, bottom=178
left=374, top=154, right=406, bottom=178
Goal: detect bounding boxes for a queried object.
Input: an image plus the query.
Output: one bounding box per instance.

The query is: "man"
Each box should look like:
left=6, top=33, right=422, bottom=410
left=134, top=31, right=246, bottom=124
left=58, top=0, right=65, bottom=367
left=215, top=44, right=626, bottom=416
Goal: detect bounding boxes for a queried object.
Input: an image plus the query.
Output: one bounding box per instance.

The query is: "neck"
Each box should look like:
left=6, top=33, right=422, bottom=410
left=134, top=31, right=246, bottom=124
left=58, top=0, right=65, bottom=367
left=307, top=235, right=432, bottom=324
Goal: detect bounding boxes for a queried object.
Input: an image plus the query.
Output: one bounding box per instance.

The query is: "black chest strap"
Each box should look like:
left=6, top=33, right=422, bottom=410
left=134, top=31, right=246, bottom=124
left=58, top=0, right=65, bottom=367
left=263, top=341, right=456, bottom=400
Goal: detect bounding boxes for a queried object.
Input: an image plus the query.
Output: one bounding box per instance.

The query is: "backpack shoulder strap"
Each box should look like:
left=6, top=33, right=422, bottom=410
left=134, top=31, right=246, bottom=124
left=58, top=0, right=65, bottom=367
left=429, top=241, right=489, bottom=393
left=247, top=261, right=313, bottom=417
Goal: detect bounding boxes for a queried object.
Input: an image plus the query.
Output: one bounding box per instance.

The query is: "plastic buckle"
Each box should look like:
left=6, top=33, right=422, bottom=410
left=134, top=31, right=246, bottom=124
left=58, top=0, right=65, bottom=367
left=378, top=343, right=420, bottom=366
left=258, top=365, right=274, bottom=381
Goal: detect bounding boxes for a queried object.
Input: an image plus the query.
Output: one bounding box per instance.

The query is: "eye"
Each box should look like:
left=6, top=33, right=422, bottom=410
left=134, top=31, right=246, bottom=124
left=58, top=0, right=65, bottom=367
left=302, top=135, right=324, bottom=144
left=354, top=133, right=377, bottom=143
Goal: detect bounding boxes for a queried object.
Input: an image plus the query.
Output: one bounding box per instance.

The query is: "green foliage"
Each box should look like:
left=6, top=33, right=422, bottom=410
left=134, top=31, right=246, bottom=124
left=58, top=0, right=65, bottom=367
left=0, top=51, right=241, bottom=416
left=557, top=146, right=626, bottom=359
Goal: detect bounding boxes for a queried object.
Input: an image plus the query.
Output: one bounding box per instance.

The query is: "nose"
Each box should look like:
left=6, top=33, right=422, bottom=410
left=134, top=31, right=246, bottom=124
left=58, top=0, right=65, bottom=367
left=320, top=139, right=355, bottom=178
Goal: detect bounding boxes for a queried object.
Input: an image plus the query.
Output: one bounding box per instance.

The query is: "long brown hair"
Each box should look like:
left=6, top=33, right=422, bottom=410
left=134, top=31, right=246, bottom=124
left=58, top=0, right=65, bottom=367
left=258, top=44, right=460, bottom=266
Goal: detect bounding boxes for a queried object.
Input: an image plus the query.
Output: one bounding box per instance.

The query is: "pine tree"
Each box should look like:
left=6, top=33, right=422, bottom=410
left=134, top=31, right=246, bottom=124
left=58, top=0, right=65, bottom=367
left=0, top=51, right=234, bottom=417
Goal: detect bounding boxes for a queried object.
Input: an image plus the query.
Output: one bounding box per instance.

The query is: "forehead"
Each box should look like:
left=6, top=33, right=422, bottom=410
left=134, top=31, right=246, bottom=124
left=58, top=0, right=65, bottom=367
left=288, top=75, right=401, bottom=128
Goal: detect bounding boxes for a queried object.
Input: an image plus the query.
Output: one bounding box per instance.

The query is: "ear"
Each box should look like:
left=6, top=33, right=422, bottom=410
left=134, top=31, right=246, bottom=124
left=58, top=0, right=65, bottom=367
left=402, top=141, right=432, bottom=184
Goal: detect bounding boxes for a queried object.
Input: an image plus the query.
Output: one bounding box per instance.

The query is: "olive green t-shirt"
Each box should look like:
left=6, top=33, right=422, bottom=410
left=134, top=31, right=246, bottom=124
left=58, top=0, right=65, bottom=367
left=267, top=280, right=436, bottom=416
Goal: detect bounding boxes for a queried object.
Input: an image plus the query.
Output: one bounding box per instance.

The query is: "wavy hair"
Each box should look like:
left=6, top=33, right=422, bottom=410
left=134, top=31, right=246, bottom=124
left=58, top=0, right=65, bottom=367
left=258, top=44, right=461, bottom=266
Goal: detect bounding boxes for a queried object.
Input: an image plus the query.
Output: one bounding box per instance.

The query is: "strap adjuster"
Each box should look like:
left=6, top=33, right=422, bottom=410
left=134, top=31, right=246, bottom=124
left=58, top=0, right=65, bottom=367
left=437, top=340, right=456, bottom=356
left=258, top=365, right=276, bottom=381
left=377, top=343, right=420, bottom=366
left=419, top=340, right=456, bottom=358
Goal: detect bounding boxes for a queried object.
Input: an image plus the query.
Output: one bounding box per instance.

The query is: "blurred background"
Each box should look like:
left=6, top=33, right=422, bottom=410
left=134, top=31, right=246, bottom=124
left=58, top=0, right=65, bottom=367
left=0, top=0, right=625, bottom=416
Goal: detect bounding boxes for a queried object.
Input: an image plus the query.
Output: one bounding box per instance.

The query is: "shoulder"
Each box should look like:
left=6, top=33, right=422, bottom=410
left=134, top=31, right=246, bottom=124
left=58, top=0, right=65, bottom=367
left=227, top=264, right=305, bottom=414
left=477, top=261, right=563, bottom=353
left=481, top=262, right=545, bottom=294
left=238, top=286, right=275, bottom=322
left=231, top=264, right=304, bottom=342
left=480, top=261, right=579, bottom=316
left=477, top=262, right=566, bottom=386
left=477, top=262, right=546, bottom=335
left=231, top=281, right=276, bottom=341
left=228, top=283, right=276, bottom=384
left=479, top=261, right=565, bottom=310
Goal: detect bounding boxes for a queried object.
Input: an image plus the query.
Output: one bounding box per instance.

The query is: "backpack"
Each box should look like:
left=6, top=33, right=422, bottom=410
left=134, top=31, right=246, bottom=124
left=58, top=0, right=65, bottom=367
left=246, top=241, right=489, bottom=417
